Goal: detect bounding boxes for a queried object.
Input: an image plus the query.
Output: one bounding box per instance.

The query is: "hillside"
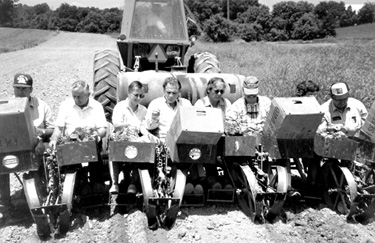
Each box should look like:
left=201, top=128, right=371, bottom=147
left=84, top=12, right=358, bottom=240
left=0, top=27, right=58, bottom=54
left=336, top=23, right=375, bottom=40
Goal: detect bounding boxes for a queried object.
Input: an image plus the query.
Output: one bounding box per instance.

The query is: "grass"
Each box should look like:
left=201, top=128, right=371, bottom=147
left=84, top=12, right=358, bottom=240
left=336, top=23, right=375, bottom=40
left=186, top=31, right=375, bottom=109
left=0, top=27, right=57, bottom=54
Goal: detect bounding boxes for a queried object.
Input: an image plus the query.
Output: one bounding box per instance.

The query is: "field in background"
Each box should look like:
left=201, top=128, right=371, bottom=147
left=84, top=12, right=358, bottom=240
left=336, top=23, right=375, bottom=40
left=186, top=38, right=375, bottom=109
left=0, top=27, right=57, bottom=53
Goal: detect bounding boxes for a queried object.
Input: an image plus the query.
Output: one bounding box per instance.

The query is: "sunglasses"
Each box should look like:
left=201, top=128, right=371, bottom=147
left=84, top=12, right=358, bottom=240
left=166, top=91, right=179, bottom=95
left=132, top=93, right=145, bottom=98
left=214, top=89, right=225, bottom=94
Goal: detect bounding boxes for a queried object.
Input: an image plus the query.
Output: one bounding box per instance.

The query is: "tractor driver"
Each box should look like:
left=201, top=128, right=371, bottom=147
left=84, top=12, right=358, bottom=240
left=145, top=76, right=192, bottom=143
left=49, top=80, right=107, bottom=183
left=144, top=3, right=168, bottom=37
left=0, top=73, right=54, bottom=218
left=225, top=76, right=271, bottom=136
left=316, top=82, right=367, bottom=136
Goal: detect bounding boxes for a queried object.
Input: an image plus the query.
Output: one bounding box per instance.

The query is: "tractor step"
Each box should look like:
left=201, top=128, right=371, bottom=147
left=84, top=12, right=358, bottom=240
left=206, top=189, right=235, bottom=203
left=31, top=204, right=68, bottom=214
left=76, top=193, right=106, bottom=208
left=181, top=194, right=205, bottom=207
left=107, top=193, right=138, bottom=206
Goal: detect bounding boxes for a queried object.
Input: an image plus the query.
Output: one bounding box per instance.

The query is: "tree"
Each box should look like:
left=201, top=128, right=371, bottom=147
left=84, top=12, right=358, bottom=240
left=237, top=23, right=258, bottom=41
left=0, top=0, right=17, bottom=27
left=292, top=13, right=321, bottom=40
left=185, top=0, right=222, bottom=22
left=13, top=4, right=35, bottom=28
left=237, top=4, right=270, bottom=24
left=204, top=14, right=236, bottom=42
left=357, top=2, right=375, bottom=24
left=272, top=1, right=314, bottom=36
left=340, top=5, right=357, bottom=27
left=33, top=3, right=50, bottom=15
left=314, top=1, right=346, bottom=36
left=221, top=0, right=259, bottom=20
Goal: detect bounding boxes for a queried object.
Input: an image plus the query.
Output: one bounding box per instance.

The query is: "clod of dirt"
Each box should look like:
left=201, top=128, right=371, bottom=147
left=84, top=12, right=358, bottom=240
left=177, top=228, right=187, bottom=238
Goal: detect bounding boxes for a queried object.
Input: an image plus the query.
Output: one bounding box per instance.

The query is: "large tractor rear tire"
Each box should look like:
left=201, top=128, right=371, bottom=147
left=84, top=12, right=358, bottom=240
left=188, top=52, right=221, bottom=73
left=93, top=49, right=120, bottom=122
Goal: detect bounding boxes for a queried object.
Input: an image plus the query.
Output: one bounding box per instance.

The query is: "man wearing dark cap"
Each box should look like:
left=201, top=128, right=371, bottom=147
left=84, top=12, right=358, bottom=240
left=317, top=82, right=368, bottom=136
left=225, top=76, right=271, bottom=135
left=0, top=74, right=54, bottom=216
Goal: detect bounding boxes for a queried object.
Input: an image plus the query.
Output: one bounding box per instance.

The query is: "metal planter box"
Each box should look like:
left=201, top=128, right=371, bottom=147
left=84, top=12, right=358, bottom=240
left=167, top=142, right=217, bottom=164
left=167, top=107, right=224, bottom=145
left=354, top=132, right=375, bottom=163
left=57, top=140, right=98, bottom=166
left=262, top=134, right=315, bottom=159
left=314, top=134, right=359, bottom=161
left=218, top=136, right=257, bottom=157
left=108, top=141, right=156, bottom=163
left=0, top=98, right=36, bottom=154
left=264, top=97, right=323, bottom=140
left=0, top=151, right=41, bottom=174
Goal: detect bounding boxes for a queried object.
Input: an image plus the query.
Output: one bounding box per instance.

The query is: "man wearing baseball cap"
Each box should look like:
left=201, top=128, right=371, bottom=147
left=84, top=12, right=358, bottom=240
left=0, top=74, right=54, bottom=217
left=225, top=76, right=271, bottom=135
left=317, top=82, right=367, bottom=136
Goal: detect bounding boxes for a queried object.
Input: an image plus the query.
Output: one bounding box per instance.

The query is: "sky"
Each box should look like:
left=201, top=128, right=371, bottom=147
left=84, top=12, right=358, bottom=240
left=18, top=0, right=369, bottom=11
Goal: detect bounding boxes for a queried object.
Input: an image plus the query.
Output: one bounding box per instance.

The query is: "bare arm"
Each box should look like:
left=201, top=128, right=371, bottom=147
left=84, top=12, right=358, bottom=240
left=49, top=126, right=64, bottom=150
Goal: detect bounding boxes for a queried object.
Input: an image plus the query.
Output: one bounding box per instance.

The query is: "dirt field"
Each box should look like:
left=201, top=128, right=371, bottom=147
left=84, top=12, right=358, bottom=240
left=1, top=31, right=375, bottom=243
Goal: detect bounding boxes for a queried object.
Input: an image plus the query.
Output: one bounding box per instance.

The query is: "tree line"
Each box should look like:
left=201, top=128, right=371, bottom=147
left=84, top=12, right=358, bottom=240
left=1, top=0, right=375, bottom=42
left=187, top=0, right=375, bottom=41
left=0, top=1, right=122, bottom=33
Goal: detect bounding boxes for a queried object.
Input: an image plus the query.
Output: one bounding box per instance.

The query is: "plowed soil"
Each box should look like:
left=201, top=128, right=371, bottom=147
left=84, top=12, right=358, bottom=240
left=1, top=31, right=375, bottom=243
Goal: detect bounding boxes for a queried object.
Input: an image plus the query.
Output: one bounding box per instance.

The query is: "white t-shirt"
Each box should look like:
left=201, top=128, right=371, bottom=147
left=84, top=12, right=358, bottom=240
left=55, top=97, right=107, bottom=135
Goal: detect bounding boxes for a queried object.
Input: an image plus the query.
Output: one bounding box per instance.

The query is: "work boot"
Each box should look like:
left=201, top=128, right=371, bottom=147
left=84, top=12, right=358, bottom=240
left=127, top=184, right=137, bottom=194
left=109, top=184, right=119, bottom=194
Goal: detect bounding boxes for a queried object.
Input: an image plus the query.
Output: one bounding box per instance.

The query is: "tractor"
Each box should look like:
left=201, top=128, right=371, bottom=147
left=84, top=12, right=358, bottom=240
left=92, top=0, right=248, bottom=228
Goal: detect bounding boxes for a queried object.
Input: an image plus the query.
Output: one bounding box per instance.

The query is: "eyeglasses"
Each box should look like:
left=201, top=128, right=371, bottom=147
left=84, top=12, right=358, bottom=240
left=214, top=89, right=225, bottom=94
left=166, top=91, right=179, bottom=95
left=132, top=93, right=145, bottom=98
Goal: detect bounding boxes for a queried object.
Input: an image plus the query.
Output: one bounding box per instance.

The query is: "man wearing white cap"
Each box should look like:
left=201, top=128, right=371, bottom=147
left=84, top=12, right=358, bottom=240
left=225, top=76, right=271, bottom=135
left=317, top=82, right=367, bottom=136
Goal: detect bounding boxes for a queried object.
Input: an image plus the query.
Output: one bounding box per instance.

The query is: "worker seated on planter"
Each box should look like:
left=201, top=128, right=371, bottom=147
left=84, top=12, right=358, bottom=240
left=109, top=81, right=152, bottom=194
left=145, top=76, right=192, bottom=144
left=317, top=82, right=367, bottom=137
left=0, top=73, right=54, bottom=218
left=49, top=80, right=107, bottom=184
left=194, top=77, right=231, bottom=120
left=225, top=76, right=271, bottom=137
left=312, top=82, right=368, bottom=184
left=224, top=76, right=271, bottom=181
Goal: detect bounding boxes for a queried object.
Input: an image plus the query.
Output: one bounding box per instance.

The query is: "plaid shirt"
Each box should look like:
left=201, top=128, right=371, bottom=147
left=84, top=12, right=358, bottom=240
left=225, top=96, right=271, bottom=133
